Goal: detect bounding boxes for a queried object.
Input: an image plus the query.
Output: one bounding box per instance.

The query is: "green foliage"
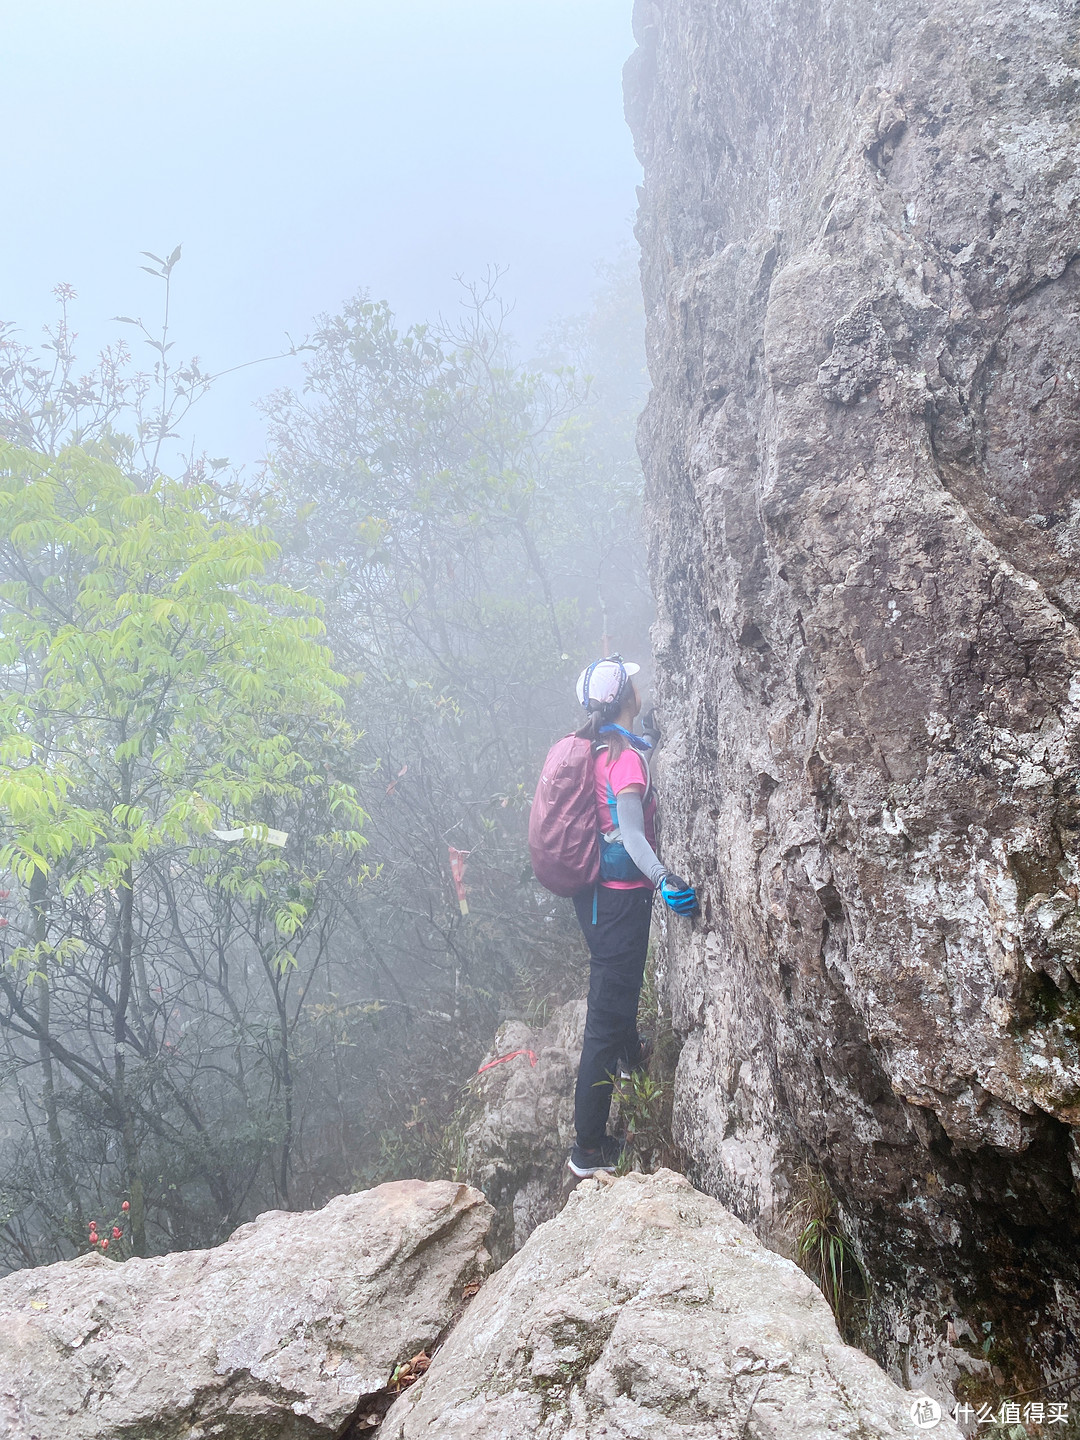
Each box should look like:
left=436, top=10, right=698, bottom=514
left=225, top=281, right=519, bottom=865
left=0, top=442, right=361, bottom=885
left=0, top=256, right=294, bottom=484
left=352, top=1093, right=473, bottom=1191
left=786, top=1164, right=868, bottom=1325
left=611, top=1069, right=667, bottom=1176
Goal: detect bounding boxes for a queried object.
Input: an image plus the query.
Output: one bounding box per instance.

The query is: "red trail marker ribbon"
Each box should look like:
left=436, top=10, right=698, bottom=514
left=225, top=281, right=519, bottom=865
left=448, top=846, right=470, bottom=916
left=477, top=1048, right=538, bottom=1075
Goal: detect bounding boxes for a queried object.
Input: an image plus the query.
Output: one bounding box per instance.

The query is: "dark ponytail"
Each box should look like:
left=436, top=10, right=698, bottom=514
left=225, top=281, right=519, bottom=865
left=575, top=703, right=631, bottom=764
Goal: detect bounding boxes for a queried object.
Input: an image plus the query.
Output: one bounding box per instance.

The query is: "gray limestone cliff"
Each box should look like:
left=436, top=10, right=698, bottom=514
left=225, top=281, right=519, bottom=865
left=626, top=0, right=1080, bottom=1397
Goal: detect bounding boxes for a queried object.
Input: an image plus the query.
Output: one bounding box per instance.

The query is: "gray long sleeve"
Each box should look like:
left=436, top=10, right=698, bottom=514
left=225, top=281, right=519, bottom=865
left=615, top=791, right=667, bottom=888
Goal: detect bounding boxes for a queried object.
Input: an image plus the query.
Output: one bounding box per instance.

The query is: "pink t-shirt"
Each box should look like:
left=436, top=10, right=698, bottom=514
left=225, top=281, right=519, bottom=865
left=594, top=746, right=658, bottom=890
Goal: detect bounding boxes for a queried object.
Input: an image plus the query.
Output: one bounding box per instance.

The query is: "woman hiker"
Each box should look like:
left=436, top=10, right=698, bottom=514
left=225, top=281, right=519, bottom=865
left=568, top=655, right=698, bottom=1178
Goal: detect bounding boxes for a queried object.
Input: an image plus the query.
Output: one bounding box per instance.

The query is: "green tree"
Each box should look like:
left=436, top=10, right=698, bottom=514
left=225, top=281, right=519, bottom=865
left=0, top=444, right=365, bottom=1258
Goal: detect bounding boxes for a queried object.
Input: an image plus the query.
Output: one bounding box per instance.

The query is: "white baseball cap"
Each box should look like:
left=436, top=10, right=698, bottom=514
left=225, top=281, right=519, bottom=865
left=576, top=657, right=641, bottom=709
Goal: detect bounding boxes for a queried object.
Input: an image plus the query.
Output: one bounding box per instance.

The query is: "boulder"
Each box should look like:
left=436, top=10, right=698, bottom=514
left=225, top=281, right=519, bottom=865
left=382, top=1168, right=958, bottom=1439
left=0, top=1179, right=492, bottom=1440
left=464, top=997, right=585, bottom=1262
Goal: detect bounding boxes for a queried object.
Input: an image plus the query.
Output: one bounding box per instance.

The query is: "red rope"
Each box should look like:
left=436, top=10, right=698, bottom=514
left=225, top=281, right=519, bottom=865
left=477, top=1048, right=538, bottom=1075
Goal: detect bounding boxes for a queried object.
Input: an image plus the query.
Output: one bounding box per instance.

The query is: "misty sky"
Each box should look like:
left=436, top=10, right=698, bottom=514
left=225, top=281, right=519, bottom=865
left=1, top=0, right=641, bottom=466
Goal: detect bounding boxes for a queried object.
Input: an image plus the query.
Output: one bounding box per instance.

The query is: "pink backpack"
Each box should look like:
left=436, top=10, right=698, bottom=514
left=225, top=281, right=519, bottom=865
left=528, top=734, right=599, bottom=896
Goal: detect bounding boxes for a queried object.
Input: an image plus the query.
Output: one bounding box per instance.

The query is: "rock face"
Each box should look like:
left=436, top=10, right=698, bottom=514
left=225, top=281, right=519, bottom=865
left=0, top=1180, right=491, bottom=1440
left=382, top=1168, right=959, bottom=1439
left=464, top=998, right=585, bottom=1264
left=627, top=0, right=1080, bottom=1392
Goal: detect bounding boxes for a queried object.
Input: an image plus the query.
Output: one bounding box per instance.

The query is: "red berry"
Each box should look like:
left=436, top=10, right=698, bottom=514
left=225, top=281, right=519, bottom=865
left=121, top=1201, right=130, bottom=1211
left=0, top=918, right=9, bottom=928
left=88, top=1222, right=97, bottom=1232
left=112, top=1227, right=121, bottom=1239
left=101, top=1239, right=109, bottom=1250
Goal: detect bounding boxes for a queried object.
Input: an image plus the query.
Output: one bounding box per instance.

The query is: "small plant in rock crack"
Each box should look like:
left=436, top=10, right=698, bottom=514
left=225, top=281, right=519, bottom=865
left=609, top=950, right=689, bottom=1176
left=610, top=1069, right=671, bottom=1174
left=786, top=1165, right=867, bottom=1324
left=389, top=1350, right=431, bottom=1393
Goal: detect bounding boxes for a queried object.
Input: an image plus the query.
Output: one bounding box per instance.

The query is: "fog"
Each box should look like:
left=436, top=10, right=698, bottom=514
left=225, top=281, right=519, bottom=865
left=1, top=0, right=641, bottom=465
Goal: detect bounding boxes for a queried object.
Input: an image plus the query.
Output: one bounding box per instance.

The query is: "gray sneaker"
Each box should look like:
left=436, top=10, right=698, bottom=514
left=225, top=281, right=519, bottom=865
left=568, top=1136, right=623, bottom=1177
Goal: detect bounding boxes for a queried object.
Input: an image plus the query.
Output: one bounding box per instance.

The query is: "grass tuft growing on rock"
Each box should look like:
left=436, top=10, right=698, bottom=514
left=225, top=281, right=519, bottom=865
left=786, top=1164, right=868, bottom=1328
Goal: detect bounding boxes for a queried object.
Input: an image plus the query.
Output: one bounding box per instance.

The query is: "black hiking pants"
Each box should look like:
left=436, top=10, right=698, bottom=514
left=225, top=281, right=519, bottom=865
left=572, top=884, right=653, bottom=1149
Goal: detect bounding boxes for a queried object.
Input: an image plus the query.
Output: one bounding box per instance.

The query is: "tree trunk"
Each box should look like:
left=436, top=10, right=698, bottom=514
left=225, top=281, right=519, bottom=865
left=277, top=1000, right=293, bottom=1205
left=30, top=869, right=82, bottom=1236
left=114, top=862, right=146, bottom=1253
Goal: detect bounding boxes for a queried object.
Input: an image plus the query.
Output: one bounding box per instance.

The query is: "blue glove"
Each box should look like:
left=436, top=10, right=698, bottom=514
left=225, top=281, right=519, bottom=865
left=659, top=873, right=698, bottom=916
